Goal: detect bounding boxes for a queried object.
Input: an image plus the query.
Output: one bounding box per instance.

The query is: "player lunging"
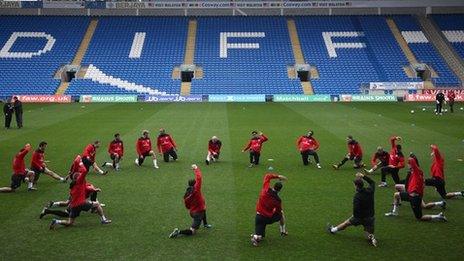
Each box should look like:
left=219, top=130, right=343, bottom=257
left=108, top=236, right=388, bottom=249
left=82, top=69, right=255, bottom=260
left=365, top=146, right=389, bottom=174
left=296, top=130, right=321, bottom=169
left=242, top=131, right=268, bottom=168
left=250, top=173, right=288, bottom=247
left=30, top=141, right=65, bottom=189
left=135, top=130, right=159, bottom=169
left=379, top=136, right=405, bottom=187
left=0, top=144, right=35, bottom=192
left=333, top=135, right=364, bottom=169
left=157, top=128, right=178, bottom=162
left=82, top=141, right=107, bottom=175
left=205, top=136, right=222, bottom=165
left=103, top=133, right=124, bottom=171
left=169, top=165, right=211, bottom=238
left=327, top=172, right=377, bottom=247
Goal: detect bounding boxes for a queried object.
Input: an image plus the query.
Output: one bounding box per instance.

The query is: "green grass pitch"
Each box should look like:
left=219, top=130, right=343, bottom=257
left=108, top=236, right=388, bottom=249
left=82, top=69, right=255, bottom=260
left=0, top=102, right=463, bottom=260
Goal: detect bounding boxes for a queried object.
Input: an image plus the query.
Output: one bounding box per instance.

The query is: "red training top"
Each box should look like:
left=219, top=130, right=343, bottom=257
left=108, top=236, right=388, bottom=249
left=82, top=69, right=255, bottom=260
left=31, top=149, right=45, bottom=171
left=157, top=134, right=177, bottom=153
left=69, top=167, right=89, bottom=208
left=208, top=140, right=222, bottom=154
left=108, top=139, right=124, bottom=157
left=297, top=136, right=319, bottom=152
left=13, top=147, right=31, bottom=175
left=407, top=157, right=424, bottom=196
left=388, top=136, right=405, bottom=169
left=430, top=145, right=444, bottom=180
left=447, top=91, right=455, bottom=101
left=82, top=144, right=96, bottom=163
left=256, top=174, right=282, bottom=218
left=184, top=168, right=206, bottom=214
left=348, top=140, right=363, bottom=157
left=243, top=134, right=268, bottom=153
left=70, top=155, right=87, bottom=175
left=136, top=137, right=152, bottom=156
left=370, top=150, right=389, bottom=166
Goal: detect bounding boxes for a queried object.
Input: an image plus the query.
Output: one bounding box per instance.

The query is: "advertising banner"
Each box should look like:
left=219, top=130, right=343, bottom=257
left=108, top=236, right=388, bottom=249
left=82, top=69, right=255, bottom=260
left=22, top=1, right=43, bottom=9
left=404, top=94, right=464, bottom=102
left=14, top=95, right=72, bottom=103
left=43, top=0, right=84, bottom=9
left=144, top=95, right=203, bottom=102
left=421, top=89, right=464, bottom=95
left=85, top=0, right=106, bottom=9
left=208, top=95, right=265, bottom=102
left=79, top=95, right=137, bottom=103
left=340, top=95, right=397, bottom=102
left=273, top=94, right=331, bottom=102
left=369, top=82, right=424, bottom=90
left=0, top=1, right=21, bottom=8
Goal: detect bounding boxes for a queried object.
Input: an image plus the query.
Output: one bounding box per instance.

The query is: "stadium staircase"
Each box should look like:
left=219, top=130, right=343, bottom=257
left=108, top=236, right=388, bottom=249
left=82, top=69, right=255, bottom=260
left=287, top=19, right=314, bottom=95
left=56, top=18, right=98, bottom=95
left=417, top=16, right=464, bottom=86
left=180, top=19, right=198, bottom=96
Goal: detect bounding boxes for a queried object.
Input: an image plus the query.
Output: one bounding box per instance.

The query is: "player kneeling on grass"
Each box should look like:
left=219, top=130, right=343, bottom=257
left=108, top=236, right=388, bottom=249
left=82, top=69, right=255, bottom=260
left=135, top=130, right=159, bottom=169
left=157, top=128, right=178, bottom=163
left=333, top=135, right=364, bottom=170
left=82, top=141, right=107, bottom=175
left=250, top=173, right=288, bottom=247
left=103, top=133, right=124, bottom=171
left=296, top=130, right=321, bottom=169
left=49, top=169, right=111, bottom=229
left=379, top=136, right=404, bottom=187
left=0, top=144, right=35, bottom=193
left=30, top=141, right=66, bottom=189
left=385, top=154, right=447, bottom=222
left=206, top=136, right=222, bottom=165
left=169, top=164, right=211, bottom=238
left=327, top=172, right=377, bottom=247
left=242, top=131, right=268, bottom=168
left=426, top=145, right=463, bottom=199
left=365, top=146, right=389, bottom=174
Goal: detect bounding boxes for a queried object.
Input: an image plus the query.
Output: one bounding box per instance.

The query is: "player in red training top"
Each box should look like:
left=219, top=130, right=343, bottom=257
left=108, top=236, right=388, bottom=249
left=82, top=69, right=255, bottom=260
left=365, top=146, right=389, bottom=174
left=205, top=136, right=222, bottom=165
left=82, top=141, right=107, bottom=175
left=49, top=161, right=111, bottom=229
left=0, top=144, right=35, bottom=192
left=378, top=136, right=405, bottom=187
left=385, top=154, right=447, bottom=222
left=135, top=130, right=159, bottom=169
left=425, top=144, right=463, bottom=199
left=30, top=141, right=65, bottom=189
left=333, top=135, right=364, bottom=170
left=447, top=90, right=455, bottom=113
left=242, top=131, right=268, bottom=168
left=250, top=173, right=288, bottom=247
left=157, top=128, right=178, bottom=163
left=169, top=165, right=212, bottom=238
left=296, top=130, right=321, bottom=169
left=102, top=133, right=124, bottom=171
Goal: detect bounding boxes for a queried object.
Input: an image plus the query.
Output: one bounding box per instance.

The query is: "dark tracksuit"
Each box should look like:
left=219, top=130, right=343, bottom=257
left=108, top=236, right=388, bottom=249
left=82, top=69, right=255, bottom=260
left=14, top=99, right=23, bottom=128
left=351, top=176, right=375, bottom=233
left=3, top=102, right=14, bottom=128
left=436, top=93, right=445, bottom=114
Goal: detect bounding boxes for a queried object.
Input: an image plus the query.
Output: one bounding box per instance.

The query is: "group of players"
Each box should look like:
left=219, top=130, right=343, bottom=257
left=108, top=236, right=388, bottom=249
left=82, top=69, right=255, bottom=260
left=1, top=128, right=463, bottom=248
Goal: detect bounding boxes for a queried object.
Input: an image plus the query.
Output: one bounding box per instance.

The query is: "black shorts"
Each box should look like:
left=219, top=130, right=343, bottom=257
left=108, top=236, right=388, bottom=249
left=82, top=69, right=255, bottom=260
left=409, top=195, right=423, bottom=219
left=349, top=216, right=375, bottom=233
left=140, top=152, right=151, bottom=158
left=31, top=167, right=44, bottom=182
left=110, top=154, right=122, bottom=160
left=349, top=155, right=362, bottom=165
left=255, top=213, right=282, bottom=237
left=69, top=201, right=93, bottom=218
left=10, top=174, right=25, bottom=190
left=212, top=152, right=220, bottom=159
left=190, top=211, right=205, bottom=230
left=400, top=191, right=410, bottom=202
left=425, top=177, right=446, bottom=199
left=82, top=157, right=94, bottom=171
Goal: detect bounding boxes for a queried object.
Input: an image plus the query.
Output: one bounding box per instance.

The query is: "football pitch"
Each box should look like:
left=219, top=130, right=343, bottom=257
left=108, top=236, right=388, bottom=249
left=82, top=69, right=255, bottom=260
left=0, top=102, right=463, bottom=260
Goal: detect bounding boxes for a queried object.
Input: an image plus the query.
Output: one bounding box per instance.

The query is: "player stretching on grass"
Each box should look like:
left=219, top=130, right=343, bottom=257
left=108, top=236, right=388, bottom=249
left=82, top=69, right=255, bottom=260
left=327, top=172, right=377, bottom=247
left=205, top=136, right=222, bottom=165
left=135, top=130, right=159, bottom=169
left=426, top=145, right=463, bottom=199
left=378, top=136, right=404, bottom=187
left=82, top=141, right=107, bottom=175
left=242, top=131, right=268, bottom=168
left=157, top=128, right=178, bottom=162
left=385, top=155, right=447, bottom=222
left=30, top=141, right=65, bottom=189
left=49, top=164, right=111, bottom=229
left=365, top=146, right=389, bottom=174
left=0, top=144, right=35, bottom=192
left=296, top=130, right=321, bottom=169
left=169, top=165, right=212, bottom=238
left=250, top=173, right=288, bottom=247
left=333, top=135, right=364, bottom=170
left=103, top=133, right=124, bottom=171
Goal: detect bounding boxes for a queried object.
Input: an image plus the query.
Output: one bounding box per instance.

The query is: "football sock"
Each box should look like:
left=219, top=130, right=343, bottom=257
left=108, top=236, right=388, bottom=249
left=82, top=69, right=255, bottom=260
left=101, top=215, right=107, bottom=222
left=434, top=201, right=445, bottom=207
left=279, top=224, right=286, bottom=233
left=430, top=214, right=442, bottom=220
left=339, top=158, right=348, bottom=166
left=392, top=204, right=399, bottom=213
left=450, top=192, right=462, bottom=196
left=27, top=182, right=33, bottom=189
left=330, top=227, right=338, bottom=233
left=179, top=229, right=193, bottom=236
left=98, top=169, right=104, bottom=174
left=153, top=159, right=158, bottom=168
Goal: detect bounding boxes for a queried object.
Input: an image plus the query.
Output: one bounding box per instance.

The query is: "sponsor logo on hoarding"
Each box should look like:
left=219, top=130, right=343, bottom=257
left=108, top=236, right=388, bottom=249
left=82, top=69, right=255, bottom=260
left=369, top=82, right=423, bottom=90
left=405, top=94, right=464, bottom=102
left=0, top=1, right=21, bottom=9
left=421, top=89, right=464, bottom=95
left=208, top=95, right=266, bottom=102
left=79, top=95, right=137, bottom=103
left=14, top=95, right=71, bottom=103
left=144, top=95, right=202, bottom=102
left=273, top=95, right=331, bottom=102
left=351, top=95, right=397, bottom=102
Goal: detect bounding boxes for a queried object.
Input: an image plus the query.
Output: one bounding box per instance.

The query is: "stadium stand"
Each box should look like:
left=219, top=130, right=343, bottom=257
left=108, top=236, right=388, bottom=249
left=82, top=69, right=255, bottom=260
left=432, top=14, right=464, bottom=61
left=66, top=17, right=188, bottom=96
left=0, top=16, right=89, bottom=96
left=393, top=15, right=460, bottom=87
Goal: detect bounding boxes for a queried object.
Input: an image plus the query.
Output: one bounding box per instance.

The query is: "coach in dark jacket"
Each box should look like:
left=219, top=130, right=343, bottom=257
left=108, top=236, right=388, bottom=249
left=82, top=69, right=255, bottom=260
left=327, top=173, right=377, bottom=247
left=3, top=99, right=14, bottom=129
left=13, top=96, right=23, bottom=128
